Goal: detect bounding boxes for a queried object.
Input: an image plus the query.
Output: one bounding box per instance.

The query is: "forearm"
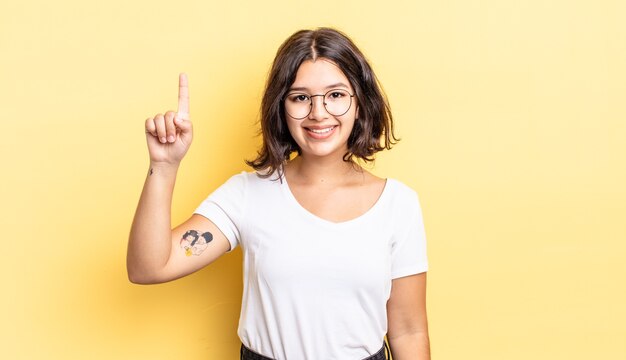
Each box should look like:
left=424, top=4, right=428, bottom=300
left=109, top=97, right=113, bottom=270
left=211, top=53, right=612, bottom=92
left=127, top=162, right=179, bottom=282
left=388, top=331, right=430, bottom=360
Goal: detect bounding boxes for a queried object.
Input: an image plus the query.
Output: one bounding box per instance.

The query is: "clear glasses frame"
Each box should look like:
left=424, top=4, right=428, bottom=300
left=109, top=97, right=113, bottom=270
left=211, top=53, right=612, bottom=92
left=283, top=89, right=355, bottom=120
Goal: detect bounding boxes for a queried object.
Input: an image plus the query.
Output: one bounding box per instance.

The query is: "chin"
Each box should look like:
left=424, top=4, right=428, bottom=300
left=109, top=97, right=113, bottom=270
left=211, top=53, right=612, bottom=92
left=300, top=144, right=348, bottom=159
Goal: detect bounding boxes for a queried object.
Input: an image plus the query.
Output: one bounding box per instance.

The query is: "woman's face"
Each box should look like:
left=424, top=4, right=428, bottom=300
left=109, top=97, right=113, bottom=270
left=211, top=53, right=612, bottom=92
left=285, top=58, right=358, bottom=160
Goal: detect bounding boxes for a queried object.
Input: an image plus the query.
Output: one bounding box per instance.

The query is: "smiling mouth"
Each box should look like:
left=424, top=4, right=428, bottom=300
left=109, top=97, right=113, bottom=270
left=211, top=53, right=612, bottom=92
left=305, top=126, right=337, bottom=134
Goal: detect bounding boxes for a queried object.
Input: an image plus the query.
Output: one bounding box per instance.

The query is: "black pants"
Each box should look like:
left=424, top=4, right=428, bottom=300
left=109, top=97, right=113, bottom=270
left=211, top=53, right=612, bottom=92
left=240, top=341, right=390, bottom=360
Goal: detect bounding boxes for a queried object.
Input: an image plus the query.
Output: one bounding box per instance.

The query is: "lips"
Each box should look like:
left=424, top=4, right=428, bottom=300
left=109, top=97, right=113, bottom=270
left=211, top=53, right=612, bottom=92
left=304, top=125, right=338, bottom=139
left=306, top=126, right=336, bottom=134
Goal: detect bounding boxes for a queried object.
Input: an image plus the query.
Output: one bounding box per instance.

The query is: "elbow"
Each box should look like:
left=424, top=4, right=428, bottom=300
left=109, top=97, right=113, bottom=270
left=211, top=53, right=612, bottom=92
left=126, top=253, right=164, bottom=284
left=127, top=271, right=150, bottom=285
left=127, top=272, right=162, bottom=285
left=126, top=265, right=161, bottom=285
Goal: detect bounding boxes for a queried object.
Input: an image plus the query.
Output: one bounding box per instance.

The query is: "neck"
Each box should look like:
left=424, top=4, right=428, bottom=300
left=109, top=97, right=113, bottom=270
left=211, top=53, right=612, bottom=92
left=286, top=152, right=362, bottom=185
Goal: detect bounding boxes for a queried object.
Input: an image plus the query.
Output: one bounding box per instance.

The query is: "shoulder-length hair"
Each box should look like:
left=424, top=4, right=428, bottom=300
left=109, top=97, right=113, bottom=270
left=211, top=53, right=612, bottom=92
left=246, top=27, right=399, bottom=179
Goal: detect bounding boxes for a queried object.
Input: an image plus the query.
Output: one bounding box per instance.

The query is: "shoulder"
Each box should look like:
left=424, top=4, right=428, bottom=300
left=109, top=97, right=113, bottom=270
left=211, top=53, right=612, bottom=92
left=357, top=170, right=420, bottom=206
left=384, top=178, right=423, bottom=213
left=222, top=168, right=275, bottom=183
left=386, top=178, right=420, bottom=200
left=220, top=170, right=250, bottom=188
left=219, top=168, right=283, bottom=192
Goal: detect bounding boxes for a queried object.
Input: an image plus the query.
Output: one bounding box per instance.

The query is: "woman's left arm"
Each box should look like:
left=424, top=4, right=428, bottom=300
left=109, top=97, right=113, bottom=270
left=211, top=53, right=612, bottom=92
left=386, top=272, right=430, bottom=360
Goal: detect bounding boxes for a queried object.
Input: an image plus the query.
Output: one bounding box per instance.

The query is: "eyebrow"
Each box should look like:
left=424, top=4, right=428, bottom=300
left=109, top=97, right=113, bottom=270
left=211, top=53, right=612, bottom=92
left=288, top=82, right=351, bottom=92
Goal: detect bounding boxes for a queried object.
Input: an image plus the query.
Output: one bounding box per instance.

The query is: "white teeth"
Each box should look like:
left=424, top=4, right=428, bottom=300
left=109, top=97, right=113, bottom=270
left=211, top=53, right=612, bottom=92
left=308, top=126, right=335, bottom=134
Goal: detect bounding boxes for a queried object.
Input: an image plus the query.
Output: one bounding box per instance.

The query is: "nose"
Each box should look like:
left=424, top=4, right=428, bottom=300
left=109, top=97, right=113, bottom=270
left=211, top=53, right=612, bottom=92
left=308, top=94, right=328, bottom=121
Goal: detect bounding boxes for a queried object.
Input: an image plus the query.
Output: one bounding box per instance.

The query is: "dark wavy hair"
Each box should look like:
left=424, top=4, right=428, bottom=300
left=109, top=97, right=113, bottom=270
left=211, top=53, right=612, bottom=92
left=246, top=27, right=399, bottom=179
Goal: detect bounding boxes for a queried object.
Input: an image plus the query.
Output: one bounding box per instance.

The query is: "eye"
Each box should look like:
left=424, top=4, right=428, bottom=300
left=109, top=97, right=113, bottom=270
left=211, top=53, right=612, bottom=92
left=328, top=90, right=347, bottom=99
left=288, top=93, right=310, bottom=102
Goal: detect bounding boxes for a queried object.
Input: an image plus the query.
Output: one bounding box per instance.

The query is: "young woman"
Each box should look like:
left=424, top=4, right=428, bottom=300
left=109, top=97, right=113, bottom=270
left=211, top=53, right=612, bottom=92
left=127, top=28, right=430, bottom=360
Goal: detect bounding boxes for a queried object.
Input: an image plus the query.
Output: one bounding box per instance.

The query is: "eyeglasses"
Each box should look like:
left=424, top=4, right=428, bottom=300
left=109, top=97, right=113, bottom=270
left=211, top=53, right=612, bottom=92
left=284, top=89, right=355, bottom=120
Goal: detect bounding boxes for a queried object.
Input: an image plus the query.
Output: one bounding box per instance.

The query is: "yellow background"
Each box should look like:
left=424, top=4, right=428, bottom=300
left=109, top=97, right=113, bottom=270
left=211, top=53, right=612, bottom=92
left=1, top=0, right=625, bottom=359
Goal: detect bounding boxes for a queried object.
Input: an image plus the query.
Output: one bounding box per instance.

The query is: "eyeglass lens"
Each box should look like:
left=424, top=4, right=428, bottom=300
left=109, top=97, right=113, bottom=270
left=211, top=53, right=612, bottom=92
left=284, top=89, right=353, bottom=119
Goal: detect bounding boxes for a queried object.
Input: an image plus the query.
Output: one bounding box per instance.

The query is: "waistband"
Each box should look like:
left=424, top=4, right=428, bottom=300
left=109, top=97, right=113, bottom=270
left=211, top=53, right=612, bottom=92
left=240, top=341, right=390, bottom=360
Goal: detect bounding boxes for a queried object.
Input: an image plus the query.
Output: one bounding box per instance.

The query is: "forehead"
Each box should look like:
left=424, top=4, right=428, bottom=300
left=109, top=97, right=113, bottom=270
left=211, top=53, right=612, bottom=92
left=290, top=58, right=352, bottom=91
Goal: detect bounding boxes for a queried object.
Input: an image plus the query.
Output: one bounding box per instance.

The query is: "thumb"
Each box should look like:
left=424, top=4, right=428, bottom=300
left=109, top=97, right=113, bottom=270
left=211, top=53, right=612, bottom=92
left=174, top=115, right=193, bottom=141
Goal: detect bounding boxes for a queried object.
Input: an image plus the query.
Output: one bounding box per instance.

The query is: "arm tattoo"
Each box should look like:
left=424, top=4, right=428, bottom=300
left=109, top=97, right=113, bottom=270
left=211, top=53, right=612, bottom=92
left=149, top=168, right=154, bottom=176
left=179, top=229, right=214, bottom=256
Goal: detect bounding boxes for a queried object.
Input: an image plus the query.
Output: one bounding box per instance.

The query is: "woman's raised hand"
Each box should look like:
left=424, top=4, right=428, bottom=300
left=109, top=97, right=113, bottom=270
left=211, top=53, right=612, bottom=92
left=145, top=73, right=193, bottom=165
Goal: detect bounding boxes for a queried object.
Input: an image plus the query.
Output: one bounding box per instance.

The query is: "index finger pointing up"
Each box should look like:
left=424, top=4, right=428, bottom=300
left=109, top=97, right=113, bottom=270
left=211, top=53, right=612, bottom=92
left=178, top=73, right=190, bottom=115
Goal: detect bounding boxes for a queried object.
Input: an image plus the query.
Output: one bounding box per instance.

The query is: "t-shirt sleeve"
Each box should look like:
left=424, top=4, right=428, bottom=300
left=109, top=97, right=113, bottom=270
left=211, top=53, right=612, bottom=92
left=390, top=189, right=429, bottom=279
left=193, top=171, right=248, bottom=252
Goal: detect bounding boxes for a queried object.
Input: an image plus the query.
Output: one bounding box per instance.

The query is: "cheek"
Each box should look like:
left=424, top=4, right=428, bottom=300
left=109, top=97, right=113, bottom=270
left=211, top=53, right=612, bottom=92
left=344, top=120, right=357, bottom=137
left=285, top=119, right=302, bottom=139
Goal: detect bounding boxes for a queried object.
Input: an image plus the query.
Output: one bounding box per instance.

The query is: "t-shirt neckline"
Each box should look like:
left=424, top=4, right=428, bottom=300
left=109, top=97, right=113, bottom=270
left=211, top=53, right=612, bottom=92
left=278, top=170, right=393, bottom=227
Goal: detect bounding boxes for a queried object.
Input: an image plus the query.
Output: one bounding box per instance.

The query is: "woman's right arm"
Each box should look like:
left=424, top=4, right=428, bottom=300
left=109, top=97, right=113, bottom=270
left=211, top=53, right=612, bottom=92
left=126, top=73, right=230, bottom=284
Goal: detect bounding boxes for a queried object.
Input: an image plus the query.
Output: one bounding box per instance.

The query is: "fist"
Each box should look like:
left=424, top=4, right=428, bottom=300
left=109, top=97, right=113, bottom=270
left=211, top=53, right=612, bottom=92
left=144, top=73, right=193, bottom=165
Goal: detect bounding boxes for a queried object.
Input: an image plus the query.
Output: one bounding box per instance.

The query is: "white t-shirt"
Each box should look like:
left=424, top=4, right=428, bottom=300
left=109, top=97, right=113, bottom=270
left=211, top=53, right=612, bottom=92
left=194, top=169, right=428, bottom=360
